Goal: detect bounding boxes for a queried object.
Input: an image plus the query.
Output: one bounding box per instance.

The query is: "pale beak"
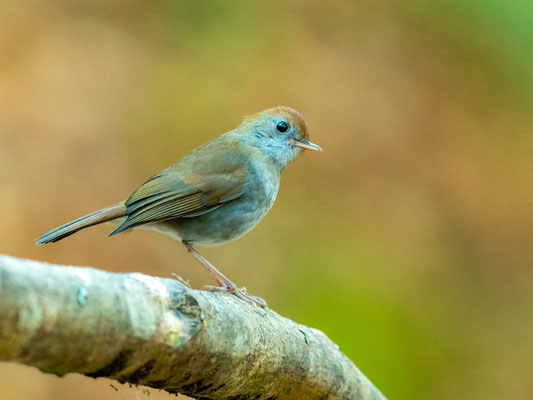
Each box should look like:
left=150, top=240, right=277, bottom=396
left=289, top=138, right=323, bottom=152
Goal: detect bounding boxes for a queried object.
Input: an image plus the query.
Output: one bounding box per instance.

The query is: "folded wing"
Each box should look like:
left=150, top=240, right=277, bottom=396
left=110, top=139, right=248, bottom=235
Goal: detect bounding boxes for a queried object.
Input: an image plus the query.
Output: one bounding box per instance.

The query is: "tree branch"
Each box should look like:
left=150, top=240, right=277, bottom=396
left=0, top=254, right=385, bottom=399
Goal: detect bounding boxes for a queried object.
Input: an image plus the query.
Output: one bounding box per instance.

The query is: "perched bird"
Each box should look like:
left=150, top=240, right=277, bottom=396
left=37, top=106, right=322, bottom=307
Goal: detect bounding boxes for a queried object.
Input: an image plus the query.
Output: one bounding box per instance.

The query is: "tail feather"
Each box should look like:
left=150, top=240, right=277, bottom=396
left=36, top=202, right=126, bottom=245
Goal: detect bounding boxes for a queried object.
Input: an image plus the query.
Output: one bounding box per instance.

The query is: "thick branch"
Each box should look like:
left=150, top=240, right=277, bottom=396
left=0, top=254, right=385, bottom=399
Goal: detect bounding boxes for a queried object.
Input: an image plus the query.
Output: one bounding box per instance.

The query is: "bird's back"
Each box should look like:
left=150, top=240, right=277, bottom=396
left=150, top=133, right=282, bottom=246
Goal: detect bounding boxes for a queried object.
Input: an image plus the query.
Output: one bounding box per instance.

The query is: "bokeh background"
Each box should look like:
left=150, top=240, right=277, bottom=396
left=1, top=1, right=532, bottom=399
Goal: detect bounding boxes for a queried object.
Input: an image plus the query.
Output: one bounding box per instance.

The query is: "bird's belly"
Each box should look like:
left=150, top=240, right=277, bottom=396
left=177, top=200, right=271, bottom=245
left=153, top=178, right=279, bottom=246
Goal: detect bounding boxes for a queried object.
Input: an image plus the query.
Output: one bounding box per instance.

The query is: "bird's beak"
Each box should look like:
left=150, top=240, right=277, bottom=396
left=289, top=138, right=323, bottom=152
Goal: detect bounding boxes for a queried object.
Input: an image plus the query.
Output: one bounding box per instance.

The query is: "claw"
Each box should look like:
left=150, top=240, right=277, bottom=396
left=183, top=241, right=268, bottom=308
left=247, top=294, right=268, bottom=307
left=202, top=285, right=227, bottom=292
left=200, top=284, right=267, bottom=308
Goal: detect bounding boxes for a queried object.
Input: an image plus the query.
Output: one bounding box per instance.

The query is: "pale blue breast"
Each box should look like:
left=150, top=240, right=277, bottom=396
left=155, top=156, right=280, bottom=246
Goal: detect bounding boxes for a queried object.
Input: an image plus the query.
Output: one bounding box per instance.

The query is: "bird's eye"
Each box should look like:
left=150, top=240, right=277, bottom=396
left=276, top=121, right=288, bottom=132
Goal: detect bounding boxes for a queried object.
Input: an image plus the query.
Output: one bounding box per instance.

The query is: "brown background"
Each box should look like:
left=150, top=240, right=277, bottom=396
left=1, top=1, right=532, bottom=399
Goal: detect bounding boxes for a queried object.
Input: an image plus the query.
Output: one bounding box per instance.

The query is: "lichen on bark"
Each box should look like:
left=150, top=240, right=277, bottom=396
left=0, top=254, right=386, bottom=399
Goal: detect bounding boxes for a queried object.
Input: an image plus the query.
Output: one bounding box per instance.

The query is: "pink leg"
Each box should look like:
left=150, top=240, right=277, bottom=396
left=182, top=242, right=267, bottom=308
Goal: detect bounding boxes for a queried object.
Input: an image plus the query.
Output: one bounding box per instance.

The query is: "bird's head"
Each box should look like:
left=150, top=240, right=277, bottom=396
left=237, top=106, right=322, bottom=170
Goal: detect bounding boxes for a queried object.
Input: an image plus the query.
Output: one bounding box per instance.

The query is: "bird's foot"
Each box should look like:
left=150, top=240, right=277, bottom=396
left=202, top=283, right=268, bottom=308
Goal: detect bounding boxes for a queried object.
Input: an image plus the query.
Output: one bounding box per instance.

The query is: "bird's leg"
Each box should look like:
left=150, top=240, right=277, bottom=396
left=182, top=241, right=267, bottom=308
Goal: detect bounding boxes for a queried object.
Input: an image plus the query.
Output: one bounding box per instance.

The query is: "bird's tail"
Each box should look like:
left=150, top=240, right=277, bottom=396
left=36, top=202, right=127, bottom=245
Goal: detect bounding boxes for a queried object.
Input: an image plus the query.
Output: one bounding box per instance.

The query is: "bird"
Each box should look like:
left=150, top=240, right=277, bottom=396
left=36, top=106, right=322, bottom=307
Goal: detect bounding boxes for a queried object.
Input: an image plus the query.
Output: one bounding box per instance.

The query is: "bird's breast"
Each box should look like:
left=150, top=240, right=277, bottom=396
left=156, top=159, right=280, bottom=246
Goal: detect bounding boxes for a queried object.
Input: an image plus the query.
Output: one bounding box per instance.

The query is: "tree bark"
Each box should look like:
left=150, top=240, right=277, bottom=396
left=0, top=254, right=386, bottom=399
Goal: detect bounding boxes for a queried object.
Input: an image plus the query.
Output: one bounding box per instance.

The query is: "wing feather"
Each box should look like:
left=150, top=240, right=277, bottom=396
left=110, top=136, right=249, bottom=235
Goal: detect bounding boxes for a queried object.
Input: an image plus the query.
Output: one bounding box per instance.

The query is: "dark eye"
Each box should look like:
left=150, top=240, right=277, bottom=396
left=276, top=121, right=288, bottom=132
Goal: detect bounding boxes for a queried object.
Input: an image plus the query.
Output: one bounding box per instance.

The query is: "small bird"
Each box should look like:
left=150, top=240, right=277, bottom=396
left=37, top=106, right=321, bottom=307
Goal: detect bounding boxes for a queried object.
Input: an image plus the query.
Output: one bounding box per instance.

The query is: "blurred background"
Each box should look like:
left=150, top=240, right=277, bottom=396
left=1, top=1, right=532, bottom=399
